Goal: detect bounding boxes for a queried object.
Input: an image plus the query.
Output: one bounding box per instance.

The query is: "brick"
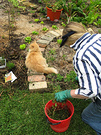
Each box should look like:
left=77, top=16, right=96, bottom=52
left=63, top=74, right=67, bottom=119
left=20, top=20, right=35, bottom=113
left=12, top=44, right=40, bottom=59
left=55, top=29, right=63, bottom=36
left=28, top=75, right=46, bottom=82
left=29, top=81, right=47, bottom=90
left=46, top=32, right=56, bottom=39
left=27, top=69, right=44, bottom=76
left=49, top=31, right=60, bottom=38
left=37, top=39, right=50, bottom=45
left=41, top=35, right=53, bottom=42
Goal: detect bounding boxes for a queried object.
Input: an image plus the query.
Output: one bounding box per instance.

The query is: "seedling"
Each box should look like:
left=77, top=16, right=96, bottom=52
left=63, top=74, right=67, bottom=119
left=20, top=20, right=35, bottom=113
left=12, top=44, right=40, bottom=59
left=57, top=39, right=62, bottom=44
left=32, top=31, right=39, bottom=35
left=49, top=49, right=56, bottom=55
left=20, top=44, right=26, bottom=50
left=42, top=27, right=48, bottom=31
left=6, top=62, right=15, bottom=70
left=25, top=37, right=31, bottom=43
left=52, top=25, right=58, bottom=30
left=40, top=21, right=44, bottom=24
left=29, top=10, right=35, bottom=14
left=61, top=22, right=66, bottom=27
left=34, top=19, right=40, bottom=22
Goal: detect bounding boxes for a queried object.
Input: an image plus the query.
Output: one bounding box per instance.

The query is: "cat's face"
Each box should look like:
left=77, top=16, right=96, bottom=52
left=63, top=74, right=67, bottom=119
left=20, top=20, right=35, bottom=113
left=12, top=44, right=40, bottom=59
left=29, top=41, right=39, bottom=52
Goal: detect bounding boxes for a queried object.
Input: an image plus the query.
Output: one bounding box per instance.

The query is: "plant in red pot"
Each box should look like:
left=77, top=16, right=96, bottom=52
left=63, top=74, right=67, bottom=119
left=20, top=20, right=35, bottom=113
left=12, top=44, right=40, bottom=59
left=42, top=0, right=64, bottom=21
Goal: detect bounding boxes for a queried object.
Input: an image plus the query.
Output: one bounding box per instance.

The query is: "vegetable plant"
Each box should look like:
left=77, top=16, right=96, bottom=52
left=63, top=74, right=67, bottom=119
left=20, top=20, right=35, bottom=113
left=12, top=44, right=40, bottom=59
left=6, top=62, right=15, bottom=70
left=42, top=27, right=48, bottom=31
left=32, top=31, right=39, bottom=35
left=20, top=44, right=26, bottom=50
left=40, top=21, right=44, bottom=24
left=61, top=22, right=66, bottom=27
left=24, top=37, right=31, bottom=43
left=52, top=25, right=58, bottom=30
left=49, top=49, right=56, bottom=55
left=57, top=39, right=62, bottom=44
left=34, top=19, right=40, bottom=22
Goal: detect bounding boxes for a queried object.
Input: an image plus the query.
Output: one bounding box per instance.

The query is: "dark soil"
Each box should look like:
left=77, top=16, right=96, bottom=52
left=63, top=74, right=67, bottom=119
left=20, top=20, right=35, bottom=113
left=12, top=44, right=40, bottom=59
left=48, top=105, right=70, bottom=120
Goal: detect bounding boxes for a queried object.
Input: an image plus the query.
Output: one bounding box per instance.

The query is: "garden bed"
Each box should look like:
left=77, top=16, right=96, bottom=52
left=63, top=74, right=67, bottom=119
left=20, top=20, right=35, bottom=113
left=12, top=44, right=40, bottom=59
left=0, top=0, right=101, bottom=91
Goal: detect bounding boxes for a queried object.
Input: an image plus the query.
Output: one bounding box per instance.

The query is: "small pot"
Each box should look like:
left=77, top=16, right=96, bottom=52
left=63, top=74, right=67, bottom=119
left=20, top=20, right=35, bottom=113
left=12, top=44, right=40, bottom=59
left=46, top=7, right=63, bottom=21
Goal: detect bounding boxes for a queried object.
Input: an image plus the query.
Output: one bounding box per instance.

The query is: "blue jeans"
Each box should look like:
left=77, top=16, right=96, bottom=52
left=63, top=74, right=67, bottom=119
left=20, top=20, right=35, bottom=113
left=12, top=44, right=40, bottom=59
left=81, top=98, right=101, bottom=135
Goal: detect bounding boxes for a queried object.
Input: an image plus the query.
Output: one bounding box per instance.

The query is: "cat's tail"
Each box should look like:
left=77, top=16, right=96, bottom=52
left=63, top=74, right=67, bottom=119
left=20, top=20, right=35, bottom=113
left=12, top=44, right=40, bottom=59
left=44, top=67, right=58, bottom=74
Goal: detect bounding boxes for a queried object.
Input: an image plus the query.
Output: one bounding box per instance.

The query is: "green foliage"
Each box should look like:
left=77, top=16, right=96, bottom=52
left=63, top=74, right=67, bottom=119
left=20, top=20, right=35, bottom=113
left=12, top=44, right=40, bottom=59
left=6, top=62, right=15, bottom=70
left=40, top=21, right=44, bottom=24
left=42, top=0, right=64, bottom=11
left=64, top=71, right=77, bottom=83
left=34, top=19, right=40, bottom=22
left=0, top=89, right=97, bottom=135
left=32, top=31, right=39, bottom=35
left=57, top=39, right=62, bottom=44
left=49, top=49, right=56, bottom=55
left=20, top=44, right=26, bottom=50
left=29, top=10, right=35, bottom=13
left=52, top=25, right=58, bottom=29
left=8, top=0, right=19, bottom=7
left=61, top=22, right=66, bottom=27
left=24, top=37, right=31, bottom=43
left=56, top=74, right=64, bottom=81
left=42, top=27, right=48, bottom=31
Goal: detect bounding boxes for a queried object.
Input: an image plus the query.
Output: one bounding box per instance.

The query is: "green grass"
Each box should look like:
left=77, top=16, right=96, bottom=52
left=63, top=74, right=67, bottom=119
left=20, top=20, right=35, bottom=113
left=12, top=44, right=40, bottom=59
left=0, top=88, right=96, bottom=135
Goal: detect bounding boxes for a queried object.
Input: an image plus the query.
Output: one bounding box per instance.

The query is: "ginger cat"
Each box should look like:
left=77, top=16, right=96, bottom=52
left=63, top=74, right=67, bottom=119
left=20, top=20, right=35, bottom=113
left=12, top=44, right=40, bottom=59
left=25, top=41, right=58, bottom=74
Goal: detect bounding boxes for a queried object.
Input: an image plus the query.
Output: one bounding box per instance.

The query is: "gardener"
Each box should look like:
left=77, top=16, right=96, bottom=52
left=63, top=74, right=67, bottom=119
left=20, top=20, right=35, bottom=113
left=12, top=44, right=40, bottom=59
left=55, top=22, right=101, bottom=135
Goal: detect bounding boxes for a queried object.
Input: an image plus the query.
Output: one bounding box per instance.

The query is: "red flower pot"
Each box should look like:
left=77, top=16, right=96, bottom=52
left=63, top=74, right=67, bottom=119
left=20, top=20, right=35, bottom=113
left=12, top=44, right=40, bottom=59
left=46, top=7, right=63, bottom=21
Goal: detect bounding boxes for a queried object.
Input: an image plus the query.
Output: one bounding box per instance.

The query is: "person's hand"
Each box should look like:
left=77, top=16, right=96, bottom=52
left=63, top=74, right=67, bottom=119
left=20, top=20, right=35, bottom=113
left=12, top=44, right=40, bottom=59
left=55, top=90, right=72, bottom=102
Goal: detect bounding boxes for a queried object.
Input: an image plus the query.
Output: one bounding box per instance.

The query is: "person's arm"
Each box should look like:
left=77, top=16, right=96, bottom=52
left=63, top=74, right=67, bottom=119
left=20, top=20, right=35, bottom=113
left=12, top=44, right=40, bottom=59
left=71, top=89, right=88, bottom=99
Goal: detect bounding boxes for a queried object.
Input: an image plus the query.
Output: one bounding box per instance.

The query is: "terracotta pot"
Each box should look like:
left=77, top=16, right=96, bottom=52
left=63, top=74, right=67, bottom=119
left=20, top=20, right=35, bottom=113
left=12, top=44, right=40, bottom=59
left=46, top=7, right=63, bottom=21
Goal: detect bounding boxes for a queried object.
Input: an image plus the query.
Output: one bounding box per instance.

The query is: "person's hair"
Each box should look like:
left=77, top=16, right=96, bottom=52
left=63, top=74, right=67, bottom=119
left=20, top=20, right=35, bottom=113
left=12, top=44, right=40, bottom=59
left=62, top=22, right=94, bottom=46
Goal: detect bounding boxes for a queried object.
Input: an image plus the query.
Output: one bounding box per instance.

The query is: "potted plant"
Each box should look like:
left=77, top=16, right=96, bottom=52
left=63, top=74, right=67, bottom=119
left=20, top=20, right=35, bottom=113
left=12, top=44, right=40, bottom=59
left=42, top=0, right=64, bottom=21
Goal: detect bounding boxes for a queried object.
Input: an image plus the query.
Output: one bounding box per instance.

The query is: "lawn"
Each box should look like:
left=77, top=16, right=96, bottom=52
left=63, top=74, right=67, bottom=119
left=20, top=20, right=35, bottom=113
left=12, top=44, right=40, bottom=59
left=0, top=88, right=96, bottom=135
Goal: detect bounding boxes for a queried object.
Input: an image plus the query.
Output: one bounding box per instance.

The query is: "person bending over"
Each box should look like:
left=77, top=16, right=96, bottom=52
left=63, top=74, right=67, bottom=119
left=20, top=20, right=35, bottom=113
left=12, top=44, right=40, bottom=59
left=55, top=22, right=101, bottom=135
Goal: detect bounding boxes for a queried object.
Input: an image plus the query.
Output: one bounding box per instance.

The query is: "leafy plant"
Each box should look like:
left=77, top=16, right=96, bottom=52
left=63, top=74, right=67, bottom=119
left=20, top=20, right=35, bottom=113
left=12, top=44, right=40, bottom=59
left=52, top=25, right=58, bottom=29
left=20, top=44, right=26, bottom=50
left=49, top=49, right=56, bottom=55
left=29, top=10, right=35, bottom=13
left=32, top=31, right=39, bottom=35
left=42, top=0, right=65, bottom=12
left=6, top=62, right=15, bottom=70
left=49, top=56, right=55, bottom=61
left=24, top=37, right=31, bottom=43
left=64, top=71, right=77, bottom=83
left=34, top=19, right=40, bottom=22
left=57, top=39, right=62, bottom=44
left=56, top=74, right=64, bottom=81
left=40, top=21, right=44, bottom=24
left=61, top=22, right=66, bottom=27
left=42, top=27, right=48, bottom=31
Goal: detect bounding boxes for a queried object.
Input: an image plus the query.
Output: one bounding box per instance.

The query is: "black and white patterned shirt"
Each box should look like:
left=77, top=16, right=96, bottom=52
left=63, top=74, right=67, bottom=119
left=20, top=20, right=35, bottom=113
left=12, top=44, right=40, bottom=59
left=71, top=33, right=101, bottom=100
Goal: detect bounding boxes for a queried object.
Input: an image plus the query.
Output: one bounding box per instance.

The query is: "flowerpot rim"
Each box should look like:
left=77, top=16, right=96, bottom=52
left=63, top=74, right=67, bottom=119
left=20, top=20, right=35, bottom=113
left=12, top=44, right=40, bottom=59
left=46, top=6, right=63, bottom=12
left=45, top=100, right=74, bottom=122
